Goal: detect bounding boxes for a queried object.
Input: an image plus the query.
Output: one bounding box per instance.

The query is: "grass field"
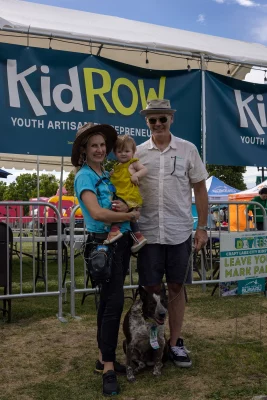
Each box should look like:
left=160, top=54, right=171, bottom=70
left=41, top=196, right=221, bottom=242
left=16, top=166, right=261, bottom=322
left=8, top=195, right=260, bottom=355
left=1, top=245, right=267, bottom=400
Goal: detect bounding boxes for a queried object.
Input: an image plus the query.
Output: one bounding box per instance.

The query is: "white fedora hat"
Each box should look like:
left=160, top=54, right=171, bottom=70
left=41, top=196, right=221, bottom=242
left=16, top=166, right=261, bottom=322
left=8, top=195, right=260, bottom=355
left=140, top=99, right=176, bottom=115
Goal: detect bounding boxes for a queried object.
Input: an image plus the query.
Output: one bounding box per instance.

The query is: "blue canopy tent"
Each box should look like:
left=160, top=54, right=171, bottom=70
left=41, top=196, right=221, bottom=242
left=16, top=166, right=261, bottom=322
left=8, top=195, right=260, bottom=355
left=0, top=168, right=11, bottom=179
left=192, top=176, right=240, bottom=229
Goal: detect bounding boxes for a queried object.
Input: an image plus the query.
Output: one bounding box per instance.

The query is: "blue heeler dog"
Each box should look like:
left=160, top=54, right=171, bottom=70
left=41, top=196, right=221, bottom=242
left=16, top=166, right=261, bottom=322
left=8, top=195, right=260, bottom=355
left=123, top=284, right=168, bottom=382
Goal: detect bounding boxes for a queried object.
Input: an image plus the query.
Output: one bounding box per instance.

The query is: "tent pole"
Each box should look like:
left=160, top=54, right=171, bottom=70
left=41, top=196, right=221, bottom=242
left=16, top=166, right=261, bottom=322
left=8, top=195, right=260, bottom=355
left=37, top=155, right=40, bottom=232
left=37, top=155, right=40, bottom=200
left=201, top=53, right=207, bottom=166
left=58, top=157, right=64, bottom=222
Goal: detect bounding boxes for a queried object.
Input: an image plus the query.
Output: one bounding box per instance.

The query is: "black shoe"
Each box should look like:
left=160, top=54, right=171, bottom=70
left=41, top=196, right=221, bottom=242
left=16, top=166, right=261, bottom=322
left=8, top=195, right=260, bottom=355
left=168, top=338, right=192, bottom=368
left=102, top=370, right=120, bottom=397
left=95, top=360, right=126, bottom=375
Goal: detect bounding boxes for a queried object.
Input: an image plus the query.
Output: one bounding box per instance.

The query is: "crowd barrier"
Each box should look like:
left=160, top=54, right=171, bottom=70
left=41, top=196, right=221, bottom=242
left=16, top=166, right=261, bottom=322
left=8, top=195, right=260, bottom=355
left=0, top=201, right=66, bottom=322
left=0, top=200, right=266, bottom=320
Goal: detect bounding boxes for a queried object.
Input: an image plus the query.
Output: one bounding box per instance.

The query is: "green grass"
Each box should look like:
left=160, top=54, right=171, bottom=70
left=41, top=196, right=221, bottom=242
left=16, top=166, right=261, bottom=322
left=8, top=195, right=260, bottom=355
left=1, top=243, right=267, bottom=399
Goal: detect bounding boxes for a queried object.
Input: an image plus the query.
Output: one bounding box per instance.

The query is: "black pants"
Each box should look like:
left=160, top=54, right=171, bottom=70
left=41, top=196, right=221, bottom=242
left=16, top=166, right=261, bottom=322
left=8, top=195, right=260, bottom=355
left=85, top=233, right=131, bottom=362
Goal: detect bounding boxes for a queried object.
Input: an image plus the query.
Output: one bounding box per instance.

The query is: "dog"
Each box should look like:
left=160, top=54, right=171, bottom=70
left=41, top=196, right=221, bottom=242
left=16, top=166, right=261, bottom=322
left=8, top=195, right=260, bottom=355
left=123, top=284, right=168, bottom=382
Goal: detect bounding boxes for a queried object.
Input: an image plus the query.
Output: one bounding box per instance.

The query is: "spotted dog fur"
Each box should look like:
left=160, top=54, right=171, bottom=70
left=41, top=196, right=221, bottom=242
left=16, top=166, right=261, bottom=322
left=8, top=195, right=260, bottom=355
left=123, top=284, right=168, bottom=382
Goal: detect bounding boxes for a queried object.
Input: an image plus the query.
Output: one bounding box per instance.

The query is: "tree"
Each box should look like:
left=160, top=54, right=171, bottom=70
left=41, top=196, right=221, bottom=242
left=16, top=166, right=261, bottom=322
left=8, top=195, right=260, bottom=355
left=0, top=181, right=7, bottom=201
left=32, top=174, right=59, bottom=198
left=64, top=171, right=75, bottom=196
left=3, top=174, right=37, bottom=201
left=206, top=165, right=247, bottom=191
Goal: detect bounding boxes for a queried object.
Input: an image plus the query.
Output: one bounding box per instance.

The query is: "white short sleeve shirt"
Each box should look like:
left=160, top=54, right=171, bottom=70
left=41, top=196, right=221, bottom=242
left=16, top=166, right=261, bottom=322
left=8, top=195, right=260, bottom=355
left=136, top=134, right=208, bottom=245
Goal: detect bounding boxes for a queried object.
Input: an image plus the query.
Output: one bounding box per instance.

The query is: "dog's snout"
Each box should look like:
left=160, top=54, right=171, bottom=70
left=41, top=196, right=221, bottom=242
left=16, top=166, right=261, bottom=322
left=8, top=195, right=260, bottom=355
left=159, top=312, right=166, bottom=319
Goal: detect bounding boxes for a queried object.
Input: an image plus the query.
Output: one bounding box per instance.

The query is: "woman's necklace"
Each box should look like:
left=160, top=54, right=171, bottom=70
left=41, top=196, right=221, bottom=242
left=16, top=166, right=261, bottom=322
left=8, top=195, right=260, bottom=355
left=87, top=165, right=116, bottom=196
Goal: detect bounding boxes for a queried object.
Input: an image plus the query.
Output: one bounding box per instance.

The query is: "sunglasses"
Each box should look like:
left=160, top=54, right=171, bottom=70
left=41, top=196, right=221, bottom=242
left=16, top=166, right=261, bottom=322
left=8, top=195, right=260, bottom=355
left=148, top=116, right=168, bottom=124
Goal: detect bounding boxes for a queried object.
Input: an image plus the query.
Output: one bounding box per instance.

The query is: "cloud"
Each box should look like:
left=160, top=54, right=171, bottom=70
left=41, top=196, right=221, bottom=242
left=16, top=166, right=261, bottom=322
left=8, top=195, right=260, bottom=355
left=236, top=0, right=259, bottom=6
left=197, top=14, right=205, bottom=23
left=251, top=19, right=267, bottom=43
left=214, top=0, right=260, bottom=6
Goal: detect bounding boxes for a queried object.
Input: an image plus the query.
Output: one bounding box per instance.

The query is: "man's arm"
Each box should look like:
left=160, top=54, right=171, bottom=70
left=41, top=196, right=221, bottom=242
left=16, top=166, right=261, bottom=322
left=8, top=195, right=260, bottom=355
left=192, top=179, right=208, bottom=251
left=193, top=180, right=208, bottom=226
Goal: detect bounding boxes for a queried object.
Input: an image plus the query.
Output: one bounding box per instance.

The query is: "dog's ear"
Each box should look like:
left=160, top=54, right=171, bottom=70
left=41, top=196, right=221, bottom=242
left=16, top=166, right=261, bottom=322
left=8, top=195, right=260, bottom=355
left=138, top=285, right=148, bottom=302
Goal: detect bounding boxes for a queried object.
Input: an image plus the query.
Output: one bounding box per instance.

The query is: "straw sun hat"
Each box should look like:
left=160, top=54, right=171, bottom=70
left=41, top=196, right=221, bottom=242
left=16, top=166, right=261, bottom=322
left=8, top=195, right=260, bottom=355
left=71, top=122, right=117, bottom=167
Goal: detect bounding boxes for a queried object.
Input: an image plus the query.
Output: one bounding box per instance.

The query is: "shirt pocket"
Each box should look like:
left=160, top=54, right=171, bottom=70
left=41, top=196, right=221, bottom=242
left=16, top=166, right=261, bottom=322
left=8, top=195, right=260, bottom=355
left=169, top=157, right=186, bottom=178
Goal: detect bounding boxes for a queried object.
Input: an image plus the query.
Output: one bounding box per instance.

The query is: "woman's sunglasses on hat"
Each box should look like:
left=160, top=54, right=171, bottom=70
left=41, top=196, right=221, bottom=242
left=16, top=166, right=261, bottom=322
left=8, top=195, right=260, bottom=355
left=147, top=116, right=168, bottom=124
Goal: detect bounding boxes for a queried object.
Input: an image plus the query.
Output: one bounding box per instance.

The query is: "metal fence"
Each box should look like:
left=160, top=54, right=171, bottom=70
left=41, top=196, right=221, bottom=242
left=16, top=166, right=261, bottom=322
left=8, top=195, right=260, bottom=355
left=1, top=199, right=267, bottom=320
left=0, top=201, right=66, bottom=322
left=68, top=200, right=267, bottom=318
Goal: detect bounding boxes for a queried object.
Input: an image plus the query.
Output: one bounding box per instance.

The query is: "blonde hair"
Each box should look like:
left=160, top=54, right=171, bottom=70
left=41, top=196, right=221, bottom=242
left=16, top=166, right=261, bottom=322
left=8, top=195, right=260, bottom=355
left=113, top=135, right=136, bottom=153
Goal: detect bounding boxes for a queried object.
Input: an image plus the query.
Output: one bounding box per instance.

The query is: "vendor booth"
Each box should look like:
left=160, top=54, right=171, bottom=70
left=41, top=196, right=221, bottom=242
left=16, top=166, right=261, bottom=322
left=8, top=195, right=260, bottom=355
left=228, top=183, right=267, bottom=231
left=192, top=176, right=239, bottom=229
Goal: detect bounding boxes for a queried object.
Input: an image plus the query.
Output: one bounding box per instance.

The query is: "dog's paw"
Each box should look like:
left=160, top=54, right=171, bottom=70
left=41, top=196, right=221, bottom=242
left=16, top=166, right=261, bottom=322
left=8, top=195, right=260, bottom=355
left=126, top=366, right=136, bottom=383
left=127, top=375, right=136, bottom=383
left=152, top=363, right=163, bottom=377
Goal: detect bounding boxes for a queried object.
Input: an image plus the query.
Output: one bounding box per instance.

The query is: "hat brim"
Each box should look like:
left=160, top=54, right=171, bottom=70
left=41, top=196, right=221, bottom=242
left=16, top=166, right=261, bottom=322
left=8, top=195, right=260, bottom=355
left=71, top=124, right=117, bottom=167
left=140, top=108, right=176, bottom=116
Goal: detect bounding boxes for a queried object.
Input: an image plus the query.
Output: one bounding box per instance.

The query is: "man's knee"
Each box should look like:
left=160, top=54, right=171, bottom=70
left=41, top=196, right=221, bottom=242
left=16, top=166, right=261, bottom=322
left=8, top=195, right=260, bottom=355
left=144, top=284, right=161, bottom=295
left=167, top=282, right=183, bottom=296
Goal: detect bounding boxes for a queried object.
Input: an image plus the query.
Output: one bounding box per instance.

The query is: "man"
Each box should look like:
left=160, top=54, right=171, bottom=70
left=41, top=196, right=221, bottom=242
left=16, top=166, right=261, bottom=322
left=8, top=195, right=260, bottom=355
left=136, top=99, right=208, bottom=368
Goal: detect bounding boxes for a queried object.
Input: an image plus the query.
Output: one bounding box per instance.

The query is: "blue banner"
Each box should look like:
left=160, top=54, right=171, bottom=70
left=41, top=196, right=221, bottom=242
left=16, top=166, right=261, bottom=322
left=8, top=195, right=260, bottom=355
left=0, top=43, right=201, bottom=157
left=206, top=71, right=267, bottom=167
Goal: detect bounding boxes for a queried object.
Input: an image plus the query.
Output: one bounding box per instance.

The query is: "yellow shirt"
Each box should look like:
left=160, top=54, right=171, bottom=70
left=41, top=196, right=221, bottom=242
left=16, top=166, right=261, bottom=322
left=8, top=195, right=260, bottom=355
left=111, top=158, right=143, bottom=208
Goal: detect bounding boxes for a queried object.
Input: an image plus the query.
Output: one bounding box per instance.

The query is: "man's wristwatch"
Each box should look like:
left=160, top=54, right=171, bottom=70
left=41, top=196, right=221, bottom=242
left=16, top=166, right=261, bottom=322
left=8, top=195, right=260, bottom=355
left=196, top=225, right=208, bottom=231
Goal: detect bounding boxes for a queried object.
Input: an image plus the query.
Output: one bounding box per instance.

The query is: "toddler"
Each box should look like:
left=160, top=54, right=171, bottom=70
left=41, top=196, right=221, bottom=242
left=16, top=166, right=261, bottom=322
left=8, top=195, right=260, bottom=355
left=104, top=135, right=147, bottom=253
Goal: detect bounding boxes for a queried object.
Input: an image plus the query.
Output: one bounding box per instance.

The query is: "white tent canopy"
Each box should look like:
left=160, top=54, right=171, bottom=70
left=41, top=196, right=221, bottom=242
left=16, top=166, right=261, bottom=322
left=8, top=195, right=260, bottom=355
left=0, top=153, right=73, bottom=172
left=0, top=0, right=263, bottom=77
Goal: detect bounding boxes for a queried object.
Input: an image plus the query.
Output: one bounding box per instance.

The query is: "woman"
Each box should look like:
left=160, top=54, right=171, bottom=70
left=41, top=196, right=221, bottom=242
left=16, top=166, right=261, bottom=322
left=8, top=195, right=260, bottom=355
left=247, top=187, right=267, bottom=231
left=71, top=122, right=139, bottom=396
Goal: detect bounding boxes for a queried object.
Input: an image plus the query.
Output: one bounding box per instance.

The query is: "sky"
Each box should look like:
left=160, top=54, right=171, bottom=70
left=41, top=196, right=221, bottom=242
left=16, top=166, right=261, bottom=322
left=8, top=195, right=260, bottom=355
left=3, top=0, right=267, bottom=188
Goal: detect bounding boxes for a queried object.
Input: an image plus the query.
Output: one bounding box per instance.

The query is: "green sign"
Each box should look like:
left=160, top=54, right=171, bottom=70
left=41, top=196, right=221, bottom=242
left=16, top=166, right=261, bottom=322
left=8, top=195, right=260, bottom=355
left=237, top=278, right=265, bottom=295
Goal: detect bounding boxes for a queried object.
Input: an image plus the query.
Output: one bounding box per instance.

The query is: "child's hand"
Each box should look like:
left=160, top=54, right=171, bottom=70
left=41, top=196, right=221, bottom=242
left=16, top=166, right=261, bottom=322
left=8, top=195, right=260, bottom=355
left=109, top=169, right=114, bottom=176
left=131, top=175, right=139, bottom=186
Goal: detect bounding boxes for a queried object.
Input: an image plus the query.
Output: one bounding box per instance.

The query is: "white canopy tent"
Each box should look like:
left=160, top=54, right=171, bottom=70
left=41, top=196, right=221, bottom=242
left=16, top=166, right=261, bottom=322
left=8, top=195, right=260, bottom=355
left=0, top=0, right=263, bottom=76
left=0, top=153, right=73, bottom=172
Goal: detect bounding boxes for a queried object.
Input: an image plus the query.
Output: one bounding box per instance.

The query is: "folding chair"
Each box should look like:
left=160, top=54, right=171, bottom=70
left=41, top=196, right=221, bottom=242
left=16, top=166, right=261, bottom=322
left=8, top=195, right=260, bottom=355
left=0, top=222, right=13, bottom=322
left=36, top=222, right=68, bottom=286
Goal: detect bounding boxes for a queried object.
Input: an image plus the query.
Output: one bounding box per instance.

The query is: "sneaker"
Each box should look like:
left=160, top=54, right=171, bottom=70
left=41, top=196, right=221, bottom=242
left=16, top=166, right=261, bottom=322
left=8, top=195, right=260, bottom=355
left=131, top=232, right=147, bottom=253
left=95, top=360, right=126, bottom=375
left=103, top=230, right=123, bottom=244
left=168, top=338, right=192, bottom=368
left=102, top=370, right=120, bottom=396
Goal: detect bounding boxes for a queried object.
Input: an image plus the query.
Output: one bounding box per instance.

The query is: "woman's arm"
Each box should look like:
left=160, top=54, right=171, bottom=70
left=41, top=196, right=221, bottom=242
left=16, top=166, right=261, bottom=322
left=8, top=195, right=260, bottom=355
left=81, top=190, right=139, bottom=223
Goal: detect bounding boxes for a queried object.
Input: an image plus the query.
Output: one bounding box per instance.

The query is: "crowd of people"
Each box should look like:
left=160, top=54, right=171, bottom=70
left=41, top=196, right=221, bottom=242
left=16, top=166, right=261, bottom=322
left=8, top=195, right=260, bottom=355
left=71, top=99, right=209, bottom=396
